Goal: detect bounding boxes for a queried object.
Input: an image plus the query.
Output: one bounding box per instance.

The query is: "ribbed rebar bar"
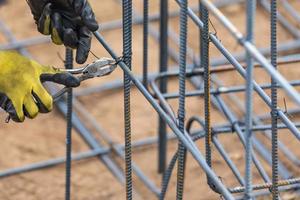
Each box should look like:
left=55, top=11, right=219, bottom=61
left=244, top=0, right=256, bottom=199
left=143, top=0, right=149, bottom=88
left=230, top=177, right=300, bottom=193
left=176, top=0, right=188, bottom=199
left=271, top=0, right=279, bottom=199
left=122, top=0, right=133, bottom=199
left=160, top=152, right=178, bottom=200
left=158, top=0, right=169, bottom=174
left=200, top=2, right=214, bottom=192
left=65, top=48, right=73, bottom=200
left=199, top=1, right=203, bottom=67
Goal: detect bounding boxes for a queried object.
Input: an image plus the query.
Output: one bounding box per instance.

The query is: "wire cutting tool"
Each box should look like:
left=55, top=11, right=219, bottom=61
left=53, top=57, right=118, bottom=101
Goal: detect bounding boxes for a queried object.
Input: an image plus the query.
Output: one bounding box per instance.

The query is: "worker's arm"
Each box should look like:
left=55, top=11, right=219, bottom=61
left=26, top=0, right=99, bottom=64
left=0, top=51, right=80, bottom=122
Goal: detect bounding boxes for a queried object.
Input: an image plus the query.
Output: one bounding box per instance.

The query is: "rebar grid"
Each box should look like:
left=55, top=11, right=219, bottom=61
left=0, top=0, right=300, bottom=199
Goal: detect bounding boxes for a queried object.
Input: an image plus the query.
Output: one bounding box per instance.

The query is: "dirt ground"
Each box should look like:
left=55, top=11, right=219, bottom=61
left=0, top=0, right=300, bottom=199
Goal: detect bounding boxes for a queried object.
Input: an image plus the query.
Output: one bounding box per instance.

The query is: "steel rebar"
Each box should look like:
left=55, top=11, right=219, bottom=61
left=65, top=48, right=73, bottom=200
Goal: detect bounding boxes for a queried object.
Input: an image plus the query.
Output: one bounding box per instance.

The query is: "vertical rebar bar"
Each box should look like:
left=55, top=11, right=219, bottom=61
left=200, top=2, right=214, bottom=191
left=65, top=47, right=73, bottom=200
left=122, top=0, right=133, bottom=199
left=160, top=153, right=178, bottom=200
left=199, top=1, right=203, bottom=67
left=143, top=0, right=149, bottom=88
left=158, top=0, right=169, bottom=174
left=271, top=0, right=279, bottom=199
left=176, top=0, right=188, bottom=199
left=244, top=0, right=256, bottom=199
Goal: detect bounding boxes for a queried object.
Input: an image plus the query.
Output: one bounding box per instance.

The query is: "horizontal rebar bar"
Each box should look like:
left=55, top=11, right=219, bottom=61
left=229, top=178, right=300, bottom=193
left=0, top=148, right=109, bottom=178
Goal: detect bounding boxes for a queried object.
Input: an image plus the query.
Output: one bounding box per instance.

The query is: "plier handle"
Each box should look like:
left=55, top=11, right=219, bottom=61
left=53, top=57, right=118, bottom=101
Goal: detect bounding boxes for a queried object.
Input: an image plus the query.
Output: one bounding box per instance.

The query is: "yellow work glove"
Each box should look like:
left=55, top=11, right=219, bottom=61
left=0, top=51, right=80, bottom=122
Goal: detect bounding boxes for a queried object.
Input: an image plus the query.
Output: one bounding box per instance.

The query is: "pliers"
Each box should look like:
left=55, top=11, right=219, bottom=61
left=53, top=57, right=118, bottom=101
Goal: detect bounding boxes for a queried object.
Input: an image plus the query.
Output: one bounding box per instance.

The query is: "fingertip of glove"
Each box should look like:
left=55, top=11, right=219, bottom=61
left=63, top=28, right=78, bottom=49
left=86, top=22, right=99, bottom=32
left=75, top=56, right=86, bottom=64
left=11, top=113, right=25, bottom=123
left=6, top=101, right=24, bottom=123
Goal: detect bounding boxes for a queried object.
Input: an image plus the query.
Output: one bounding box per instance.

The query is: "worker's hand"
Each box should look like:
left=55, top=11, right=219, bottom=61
left=0, top=51, right=80, bottom=122
left=26, top=0, right=99, bottom=64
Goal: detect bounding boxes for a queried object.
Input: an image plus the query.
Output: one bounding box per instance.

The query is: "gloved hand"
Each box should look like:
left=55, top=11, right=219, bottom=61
left=26, top=0, right=99, bottom=64
left=0, top=51, right=80, bottom=122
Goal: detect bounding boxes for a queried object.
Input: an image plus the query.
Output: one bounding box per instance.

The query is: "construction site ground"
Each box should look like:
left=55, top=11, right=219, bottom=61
left=0, top=0, right=299, bottom=199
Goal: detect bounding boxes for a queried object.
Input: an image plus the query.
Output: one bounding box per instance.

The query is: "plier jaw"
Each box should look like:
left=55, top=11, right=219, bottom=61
left=53, top=57, right=118, bottom=101
left=80, top=58, right=117, bottom=81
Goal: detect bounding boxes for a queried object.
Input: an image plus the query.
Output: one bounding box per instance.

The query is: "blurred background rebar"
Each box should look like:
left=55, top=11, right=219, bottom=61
left=0, top=0, right=300, bottom=199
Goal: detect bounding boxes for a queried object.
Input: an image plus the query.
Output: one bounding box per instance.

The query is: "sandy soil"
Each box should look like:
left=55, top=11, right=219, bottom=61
left=0, top=0, right=299, bottom=199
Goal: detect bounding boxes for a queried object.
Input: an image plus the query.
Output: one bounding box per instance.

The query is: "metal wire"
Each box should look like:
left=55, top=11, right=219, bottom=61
left=122, top=0, right=133, bottom=199
left=65, top=48, right=73, bottom=200
left=271, top=0, right=279, bottom=199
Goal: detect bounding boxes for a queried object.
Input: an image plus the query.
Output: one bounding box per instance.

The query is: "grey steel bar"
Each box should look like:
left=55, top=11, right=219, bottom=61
left=230, top=178, right=300, bottom=193
left=162, top=80, right=300, bottom=99
left=176, top=0, right=188, bottom=198
left=64, top=48, right=73, bottom=200
left=158, top=0, right=169, bottom=174
left=280, top=0, right=300, bottom=24
left=143, top=0, right=149, bottom=88
left=210, top=40, right=300, bottom=67
left=0, top=148, right=109, bottom=178
left=235, top=184, right=300, bottom=200
left=270, top=0, right=280, bottom=198
left=122, top=0, right=133, bottom=198
left=244, top=0, right=256, bottom=198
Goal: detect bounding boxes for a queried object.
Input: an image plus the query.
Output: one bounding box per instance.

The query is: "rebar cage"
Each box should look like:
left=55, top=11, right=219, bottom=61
left=0, top=0, right=300, bottom=199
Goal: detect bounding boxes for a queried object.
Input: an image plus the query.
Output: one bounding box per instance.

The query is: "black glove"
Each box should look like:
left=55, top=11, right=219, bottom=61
left=26, top=0, right=99, bottom=64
